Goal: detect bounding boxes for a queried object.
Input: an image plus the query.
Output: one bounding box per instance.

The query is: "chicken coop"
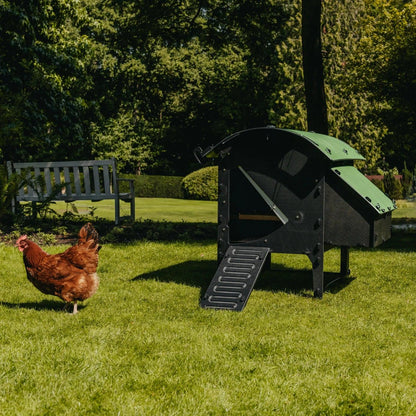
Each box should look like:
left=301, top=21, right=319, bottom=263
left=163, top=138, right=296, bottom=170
left=194, top=126, right=396, bottom=311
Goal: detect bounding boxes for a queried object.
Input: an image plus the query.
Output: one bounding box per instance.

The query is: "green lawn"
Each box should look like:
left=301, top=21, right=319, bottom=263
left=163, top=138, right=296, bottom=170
left=52, top=197, right=416, bottom=224
left=1, top=231, right=416, bottom=415
left=393, top=199, right=416, bottom=220
left=52, top=198, right=217, bottom=223
left=1, top=198, right=416, bottom=414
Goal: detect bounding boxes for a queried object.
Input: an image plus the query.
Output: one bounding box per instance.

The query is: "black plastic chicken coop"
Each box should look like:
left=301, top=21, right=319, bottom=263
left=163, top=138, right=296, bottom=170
left=194, top=126, right=396, bottom=311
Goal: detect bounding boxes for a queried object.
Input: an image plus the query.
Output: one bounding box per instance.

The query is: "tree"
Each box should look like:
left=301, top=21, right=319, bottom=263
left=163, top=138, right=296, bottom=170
left=86, top=0, right=294, bottom=174
left=361, top=1, right=416, bottom=170
left=91, top=109, right=159, bottom=174
left=321, top=0, right=385, bottom=172
left=301, top=0, right=328, bottom=134
left=0, top=0, right=97, bottom=163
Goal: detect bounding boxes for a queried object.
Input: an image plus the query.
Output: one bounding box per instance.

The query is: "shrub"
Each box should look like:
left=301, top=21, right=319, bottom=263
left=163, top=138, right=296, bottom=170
left=117, top=174, right=184, bottom=198
left=383, top=170, right=403, bottom=200
left=181, top=166, right=218, bottom=201
left=0, top=166, right=27, bottom=225
left=401, top=163, right=413, bottom=198
left=370, top=178, right=385, bottom=193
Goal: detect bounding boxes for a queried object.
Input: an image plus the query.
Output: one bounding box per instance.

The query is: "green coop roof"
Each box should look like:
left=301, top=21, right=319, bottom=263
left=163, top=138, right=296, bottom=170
left=331, top=166, right=396, bottom=213
left=284, top=129, right=365, bottom=162
left=201, top=127, right=365, bottom=163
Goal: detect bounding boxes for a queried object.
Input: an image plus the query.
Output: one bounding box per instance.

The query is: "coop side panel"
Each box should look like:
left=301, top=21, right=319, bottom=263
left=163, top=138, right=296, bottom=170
left=325, top=182, right=373, bottom=247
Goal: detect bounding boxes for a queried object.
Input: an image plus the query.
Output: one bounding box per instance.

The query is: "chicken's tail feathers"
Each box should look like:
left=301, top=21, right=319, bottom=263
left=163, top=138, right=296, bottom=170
left=78, top=223, right=99, bottom=248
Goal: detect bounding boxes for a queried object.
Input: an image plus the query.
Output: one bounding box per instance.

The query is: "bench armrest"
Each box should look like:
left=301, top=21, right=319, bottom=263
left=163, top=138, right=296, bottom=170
left=116, top=178, right=135, bottom=197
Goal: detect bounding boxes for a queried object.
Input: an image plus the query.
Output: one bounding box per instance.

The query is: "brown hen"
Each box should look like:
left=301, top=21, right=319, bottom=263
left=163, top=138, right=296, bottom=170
left=15, top=223, right=100, bottom=314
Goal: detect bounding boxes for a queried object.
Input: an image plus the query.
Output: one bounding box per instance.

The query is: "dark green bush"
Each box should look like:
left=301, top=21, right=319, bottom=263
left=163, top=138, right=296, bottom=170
left=401, top=163, right=413, bottom=198
left=118, top=174, right=184, bottom=198
left=181, top=166, right=218, bottom=201
left=383, top=170, right=403, bottom=200
left=370, top=178, right=385, bottom=193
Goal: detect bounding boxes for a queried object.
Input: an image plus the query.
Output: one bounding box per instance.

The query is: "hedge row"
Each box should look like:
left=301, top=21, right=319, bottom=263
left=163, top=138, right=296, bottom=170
left=118, top=166, right=219, bottom=200
left=118, top=174, right=185, bottom=199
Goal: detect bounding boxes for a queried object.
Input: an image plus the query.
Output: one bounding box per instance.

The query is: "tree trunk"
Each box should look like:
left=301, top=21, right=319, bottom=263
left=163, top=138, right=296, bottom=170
left=301, top=0, right=328, bottom=134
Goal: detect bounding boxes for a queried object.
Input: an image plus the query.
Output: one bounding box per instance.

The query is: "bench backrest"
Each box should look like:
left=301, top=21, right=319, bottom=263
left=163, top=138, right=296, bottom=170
left=7, top=159, right=120, bottom=202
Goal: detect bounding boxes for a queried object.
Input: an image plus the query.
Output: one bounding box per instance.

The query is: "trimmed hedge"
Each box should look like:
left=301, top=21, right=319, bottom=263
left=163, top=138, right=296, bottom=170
left=118, top=174, right=184, bottom=198
left=181, top=166, right=218, bottom=201
left=115, top=167, right=219, bottom=200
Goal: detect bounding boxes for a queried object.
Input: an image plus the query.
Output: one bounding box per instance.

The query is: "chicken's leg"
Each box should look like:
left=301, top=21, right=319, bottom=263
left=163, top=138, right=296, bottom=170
left=72, top=301, right=78, bottom=314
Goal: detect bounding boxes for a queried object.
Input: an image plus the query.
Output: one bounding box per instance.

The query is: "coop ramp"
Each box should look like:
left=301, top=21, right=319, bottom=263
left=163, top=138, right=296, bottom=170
left=200, top=246, right=271, bottom=311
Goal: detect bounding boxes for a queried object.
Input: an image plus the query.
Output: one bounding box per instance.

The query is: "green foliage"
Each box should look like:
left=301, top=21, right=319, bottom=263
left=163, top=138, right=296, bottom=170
left=182, top=166, right=218, bottom=201
left=1, top=0, right=415, bottom=175
left=18, top=174, right=67, bottom=220
left=270, top=1, right=307, bottom=130
left=350, top=0, right=416, bottom=171
left=135, top=175, right=184, bottom=199
left=321, top=0, right=386, bottom=172
left=370, top=178, right=385, bottom=193
left=401, top=163, right=413, bottom=198
left=0, top=0, right=98, bottom=162
left=383, top=170, right=403, bottom=200
left=117, top=174, right=185, bottom=199
left=92, top=110, right=159, bottom=174
left=0, top=166, right=23, bottom=224
left=83, top=0, right=296, bottom=174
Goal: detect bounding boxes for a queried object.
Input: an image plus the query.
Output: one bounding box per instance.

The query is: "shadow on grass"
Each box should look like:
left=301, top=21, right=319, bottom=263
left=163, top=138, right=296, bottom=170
left=132, top=260, right=355, bottom=299
left=0, top=299, right=85, bottom=313
left=374, top=230, right=416, bottom=252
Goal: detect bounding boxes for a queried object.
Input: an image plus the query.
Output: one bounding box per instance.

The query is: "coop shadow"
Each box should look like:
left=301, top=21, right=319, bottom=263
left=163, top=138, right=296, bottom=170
left=132, top=260, right=355, bottom=299
left=0, top=299, right=86, bottom=313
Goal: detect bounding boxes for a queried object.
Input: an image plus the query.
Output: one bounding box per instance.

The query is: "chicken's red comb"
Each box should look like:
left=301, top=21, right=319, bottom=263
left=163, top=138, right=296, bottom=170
left=16, top=235, right=28, bottom=244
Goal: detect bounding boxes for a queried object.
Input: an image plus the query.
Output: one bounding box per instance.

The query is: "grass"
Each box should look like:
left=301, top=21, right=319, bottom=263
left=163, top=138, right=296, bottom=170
left=1, top=198, right=415, bottom=414
left=1, top=232, right=416, bottom=415
left=53, top=197, right=415, bottom=223
left=393, top=199, right=416, bottom=220
left=52, top=198, right=217, bottom=223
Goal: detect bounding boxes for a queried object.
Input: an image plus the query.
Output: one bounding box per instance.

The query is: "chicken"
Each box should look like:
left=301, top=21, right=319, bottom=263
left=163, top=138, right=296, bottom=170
left=15, top=223, right=100, bottom=314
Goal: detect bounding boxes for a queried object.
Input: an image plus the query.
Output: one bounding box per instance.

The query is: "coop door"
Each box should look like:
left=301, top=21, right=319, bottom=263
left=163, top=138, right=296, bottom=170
left=229, top=167, right=285, bottom=242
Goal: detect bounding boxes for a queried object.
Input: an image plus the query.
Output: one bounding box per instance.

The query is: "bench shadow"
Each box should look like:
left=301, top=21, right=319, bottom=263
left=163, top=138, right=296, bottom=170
left=132, top=260, right=355, bottom=299
left=0, top=299, right=85, bottom=313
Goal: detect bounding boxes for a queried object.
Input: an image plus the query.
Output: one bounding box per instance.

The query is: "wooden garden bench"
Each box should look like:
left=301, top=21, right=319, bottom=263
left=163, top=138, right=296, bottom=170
left=7, top=158, right=135, bottom=225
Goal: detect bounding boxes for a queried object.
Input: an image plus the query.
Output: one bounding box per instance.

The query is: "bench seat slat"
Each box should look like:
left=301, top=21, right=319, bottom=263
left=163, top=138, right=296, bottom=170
left=93, top=165, right=101, bottom=196
left=73, top=167, right=82, bottom=195
left=14, top=167, right=26, bottom=198
left=63, top=167, right=72, bottom=196
left=54, top=168, right=61, bottom=189
left=83, top=166, right=91, bottom=195
left=103, top=165, right=111, bottom=196
left=44, top=168, right=52, bottom=194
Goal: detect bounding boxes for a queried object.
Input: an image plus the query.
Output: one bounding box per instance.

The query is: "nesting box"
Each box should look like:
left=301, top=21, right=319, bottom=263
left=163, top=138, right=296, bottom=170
left=194, top=127, right=396, bottom=310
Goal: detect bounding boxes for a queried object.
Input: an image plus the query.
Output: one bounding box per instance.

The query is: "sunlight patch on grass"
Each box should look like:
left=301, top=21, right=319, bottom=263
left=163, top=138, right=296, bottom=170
left=52, top=198, right=217, bottom=223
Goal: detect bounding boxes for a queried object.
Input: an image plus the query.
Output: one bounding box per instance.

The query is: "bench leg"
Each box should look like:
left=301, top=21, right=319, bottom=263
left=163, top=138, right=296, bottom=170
left=115, top=198, right=120, bottom=225
left=130, top=197, right=135, bottom=222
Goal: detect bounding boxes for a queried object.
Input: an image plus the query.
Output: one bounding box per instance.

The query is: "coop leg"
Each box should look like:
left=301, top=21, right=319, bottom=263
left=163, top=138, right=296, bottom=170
left=115, top=198, right=120, bottom=225
left=340, top=246, right=350, bottom=276
left=309, top=254, right=324, bottom=298
left=264, top=252, right=272, bottom=271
